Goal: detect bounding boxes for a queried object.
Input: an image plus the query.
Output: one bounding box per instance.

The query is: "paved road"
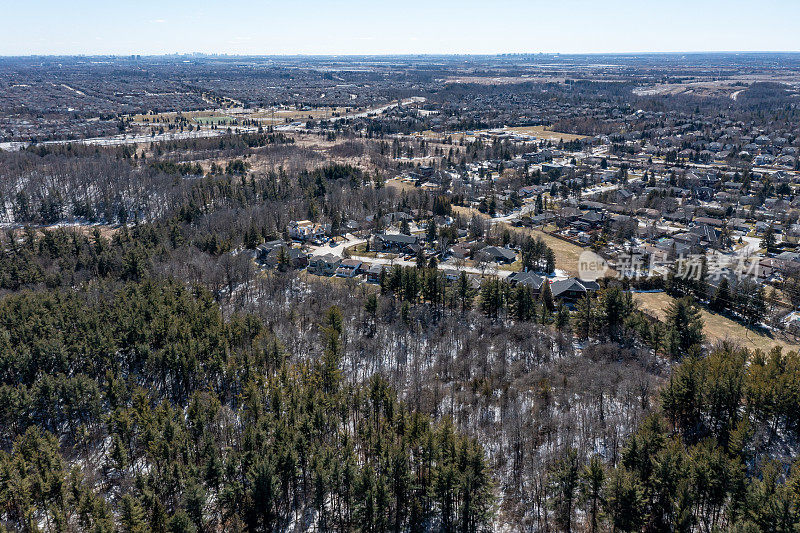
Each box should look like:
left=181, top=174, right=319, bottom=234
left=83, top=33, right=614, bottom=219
left=347, top=254, right=514, bottom=278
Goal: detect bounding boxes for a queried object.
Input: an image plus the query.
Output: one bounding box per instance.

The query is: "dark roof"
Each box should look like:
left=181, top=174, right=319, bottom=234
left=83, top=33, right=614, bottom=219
left=550, top=279, right=587, bottom=298
left=577, top=279, right=600, bottom=291
left=312, top=253, right=340, bottom=264
left=580, top=211, right=605, bottom=223
left=256, top=239, right=287, bottom=253
left=690, top=224, right=719, bottom=243
left=508, top=271, right=545, bottom=289
left=378, top=233, right=419, bottom=245
left=480, top=246, right=517, bottom=261
left=693, top=216, right=724, bottom=227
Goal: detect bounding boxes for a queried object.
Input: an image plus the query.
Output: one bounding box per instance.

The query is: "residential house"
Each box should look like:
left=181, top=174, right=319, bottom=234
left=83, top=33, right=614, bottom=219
left=308, top=254, right=341, bottom=276
left=550, top=278, right=588, bottom=303
left=476, top=246, right=517, bottom=264
left=335, top=259, right=363, bottom=278
left=263, top=246, right=308, bottom=269
left=575, top=211, right=605, bottom=230
left=441, top=269, right=462, bottom=283
left=366, top=264, right=385, bottom=283
left=449, top=243, right=472, bottom=260
left=287, top=220, right=328, bottom=241
left=507, top=271, right=545, bottom=294
left=255, top=239, right=287, bottom=263
left=373, top=233, right=420, bottom=253
left=689, top=224, right=721, bottom=247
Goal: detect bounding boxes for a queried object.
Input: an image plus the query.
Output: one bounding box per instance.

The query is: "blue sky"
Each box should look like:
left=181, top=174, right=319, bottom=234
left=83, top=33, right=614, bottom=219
left=2, top=0, right=799, bottom=55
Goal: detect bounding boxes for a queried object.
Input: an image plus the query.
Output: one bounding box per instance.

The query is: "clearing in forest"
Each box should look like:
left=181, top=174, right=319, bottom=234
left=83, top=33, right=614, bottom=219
left=633, top=291, right=800, bottom=353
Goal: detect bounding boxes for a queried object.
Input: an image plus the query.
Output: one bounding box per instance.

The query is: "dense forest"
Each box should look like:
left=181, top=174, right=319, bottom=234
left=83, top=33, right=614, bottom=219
left=0, top=280, right=491, bottom=531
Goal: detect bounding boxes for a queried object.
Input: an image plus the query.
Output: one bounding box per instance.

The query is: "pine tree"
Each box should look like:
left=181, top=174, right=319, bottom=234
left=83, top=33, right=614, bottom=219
left=575, top=294, right=594, bottom=340
left=540, top=282, right=555, bottom=313
left=548, top=448, right=579, bottom=533
left=761, top=224, right=776, bottom=254
left=513, top=285, right=535, bottom=321
left=579, top=456, right=605, bottom=533
left=745, top=284, right=767, bottom=326
left=277, top=245, right=290, bottom=272
left=318, top=306, right=343, bottom=393
left=711, top=277, right=730, bottom=313
left=456, top=271, right=473, bottom=311
left=426, top=217, right=437, bottom=242
left=479, top=278, right=506, bottom=319
left=556, top=304, right=571, bottom=332
left=599, top=286, right=633, bottom=342
left=545, top=248, right=556, bottom=274
left=605, top=467, right=644, bottom=532
left=664, top=297, right=705, bottom=358
left=120, top=495, right=147, bottom=533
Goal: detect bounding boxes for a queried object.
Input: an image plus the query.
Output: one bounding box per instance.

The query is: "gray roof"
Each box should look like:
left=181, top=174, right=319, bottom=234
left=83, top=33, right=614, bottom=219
left=377, top=233, right=419, bottom=245
left=550, top=279, right=587, bottom=298
left=367, top=264, right=385, bottom=274
left=508, top=271, right=545, bottom=289
left=480, top=246, right=517, bottom=261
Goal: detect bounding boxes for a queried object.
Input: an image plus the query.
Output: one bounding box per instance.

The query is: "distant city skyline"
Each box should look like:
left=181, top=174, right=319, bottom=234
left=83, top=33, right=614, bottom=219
left=2, top=0, right=799, bottom=56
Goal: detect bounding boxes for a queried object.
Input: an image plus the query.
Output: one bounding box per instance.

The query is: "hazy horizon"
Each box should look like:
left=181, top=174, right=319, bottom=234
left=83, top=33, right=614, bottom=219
left=3, top=0, right=799, bottom=56
left=2, top=51, right=800, bottom=58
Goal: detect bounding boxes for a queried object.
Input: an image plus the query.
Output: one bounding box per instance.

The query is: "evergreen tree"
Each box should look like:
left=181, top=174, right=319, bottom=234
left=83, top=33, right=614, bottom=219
left=540, top=281, right=555, bottom=314
left=120, top=495, right=148, bottom=533
left=761, top=224, right=776, bottom=254
left=426, top=217, right=438, bottom=242
left=545, top=248, right=557, bottom=274
left=513, top=285, right=537, bottom=321
left=579, top=456, right=605, bottom=533
left=664, top=297, right=705, bottom=358
left=599, top=286, right=633, bottom=342
left=556, top=304, right=571, bottom=332
left=711, top=277, right=731, bottom=313
left=575, top=294, right=594, bottom=340
left=548, top=448, right=579, bottom=533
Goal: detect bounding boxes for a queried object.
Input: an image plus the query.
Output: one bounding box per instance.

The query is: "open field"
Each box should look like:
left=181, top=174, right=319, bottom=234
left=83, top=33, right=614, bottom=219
left=191, top=115, right=235, bottom=125
left=128, top=107, right=343, bottom=126
left=127, top=110, right=241, bottom=125
left=503, top=125, right=589, bottom=141
left=127, top=99, right=412, bottom=127
left=633, top=291, right=800, bottom=353
left=415, top=125, right=587, bottom=143
left=249, top=106, right=358, bottom=122
left=385, top=177, right=419, bottom=193
left=129, top=105, right=391, bottom=128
